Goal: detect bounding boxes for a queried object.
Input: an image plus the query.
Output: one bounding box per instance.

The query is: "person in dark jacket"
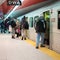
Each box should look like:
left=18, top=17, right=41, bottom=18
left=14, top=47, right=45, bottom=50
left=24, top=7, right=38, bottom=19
left=35, top=16, right=46, bottom=49
left=21, top=16, right=29, bottom=40
left=0, top=21, right=5, bottom=33
left=10, top=18, right=16, bottom=39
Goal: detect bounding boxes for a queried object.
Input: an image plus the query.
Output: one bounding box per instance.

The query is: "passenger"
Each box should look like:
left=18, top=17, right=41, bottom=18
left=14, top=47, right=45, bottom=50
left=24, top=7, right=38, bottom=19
left=35, top=16, right=46, bottom=49
left=0, top=21, right=5, bottom=33
left=10, top=18, right=16, bottom=39
left=21, top=16, right=29, bottom=40
left=15, top=20, right=21, bottom=38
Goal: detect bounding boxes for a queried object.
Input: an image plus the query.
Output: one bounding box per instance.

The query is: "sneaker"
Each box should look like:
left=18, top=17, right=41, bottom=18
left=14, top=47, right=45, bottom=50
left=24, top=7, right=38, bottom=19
left=12, top=36, right=15, bottom=39
left=12, top=36, right=14, bottom=38
left=36, top=46, right=39, bottom=49
left=24, top=38, right=26, bottom=40
left=40, top=44, right=45, bottom=47
left=21, top=37, right=23, bottom=40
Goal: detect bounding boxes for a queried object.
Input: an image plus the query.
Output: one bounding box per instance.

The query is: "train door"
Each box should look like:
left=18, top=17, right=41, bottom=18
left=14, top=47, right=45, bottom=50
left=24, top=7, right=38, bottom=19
left=43, top=11, right=50, bottom=47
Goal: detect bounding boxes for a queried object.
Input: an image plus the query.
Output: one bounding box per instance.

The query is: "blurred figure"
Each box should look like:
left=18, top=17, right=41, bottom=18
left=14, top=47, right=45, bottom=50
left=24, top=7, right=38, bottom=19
left=0, top=21, right=5, bottom=33
left=35, top=16, right=46, bottom=49
left=21, top=16, right=29, bottom=40
left=4, top=19, right=10, bottom=33
left=15, top=20, right=21, bottom=38
left=10, top=18, right=16, bottom=39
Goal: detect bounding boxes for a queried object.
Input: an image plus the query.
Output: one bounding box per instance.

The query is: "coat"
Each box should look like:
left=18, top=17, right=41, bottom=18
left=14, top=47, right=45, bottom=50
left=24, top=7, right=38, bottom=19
left=35, top=16, right=46, bottom=33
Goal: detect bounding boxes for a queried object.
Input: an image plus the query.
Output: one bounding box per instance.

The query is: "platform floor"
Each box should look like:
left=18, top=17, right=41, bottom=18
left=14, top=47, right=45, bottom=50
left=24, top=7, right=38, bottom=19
left=0, top=34, right=59, bottom=60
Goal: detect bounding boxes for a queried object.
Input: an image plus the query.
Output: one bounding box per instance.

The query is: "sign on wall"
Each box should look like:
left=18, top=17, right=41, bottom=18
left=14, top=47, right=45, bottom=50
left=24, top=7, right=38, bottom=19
left=7, top=0, right=22, bottom=5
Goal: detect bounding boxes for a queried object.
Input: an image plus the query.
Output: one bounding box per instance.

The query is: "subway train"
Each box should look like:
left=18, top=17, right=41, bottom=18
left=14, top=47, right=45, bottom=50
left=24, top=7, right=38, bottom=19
left=0, top=0, right=60, bottom=60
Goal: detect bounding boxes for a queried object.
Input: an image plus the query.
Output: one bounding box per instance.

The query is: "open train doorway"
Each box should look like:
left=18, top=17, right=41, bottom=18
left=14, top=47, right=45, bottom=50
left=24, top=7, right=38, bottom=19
left=43, top=11, right=50, bottom=48
left=58, top=11, right=60, bottom=29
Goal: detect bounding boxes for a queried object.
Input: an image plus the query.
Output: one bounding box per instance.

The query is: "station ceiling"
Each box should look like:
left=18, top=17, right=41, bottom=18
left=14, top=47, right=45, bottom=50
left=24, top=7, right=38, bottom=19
left=0, top=0, right=58, bottom=18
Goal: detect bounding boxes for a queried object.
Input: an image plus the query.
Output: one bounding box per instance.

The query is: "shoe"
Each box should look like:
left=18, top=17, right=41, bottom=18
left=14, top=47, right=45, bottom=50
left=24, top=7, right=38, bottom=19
left=36, top=46, right=39, bottom=49
left=12, top=36, right=14, bottom=38
left=21, top=37, right=23, bottom=40
left=40, top=44, right=45, bottom=47
left=13, top=37, right=15, bottom=39
left=12, top=36, right=15, bottom=39
left=24, top=38, right=26, bottom=40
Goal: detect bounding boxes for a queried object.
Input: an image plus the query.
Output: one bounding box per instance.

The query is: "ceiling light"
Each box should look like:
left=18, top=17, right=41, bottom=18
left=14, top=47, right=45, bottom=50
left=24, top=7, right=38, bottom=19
left=4, top=6, right=19, bottom=20
left=20, top=0, right=24, bottom=3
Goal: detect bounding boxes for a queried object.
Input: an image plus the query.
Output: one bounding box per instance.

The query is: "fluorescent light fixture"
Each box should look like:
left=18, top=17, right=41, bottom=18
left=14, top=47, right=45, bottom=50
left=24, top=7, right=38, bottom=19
left=4, top=6, right=19, bottom=20
left=4, top=0, right=24, bottom=20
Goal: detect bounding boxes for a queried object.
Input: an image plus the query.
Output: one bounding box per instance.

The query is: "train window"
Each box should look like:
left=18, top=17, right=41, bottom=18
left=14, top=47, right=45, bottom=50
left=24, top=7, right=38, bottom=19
left=58, top=11, right=60, bottom=29
left=29, top=17, right=33, bottom=27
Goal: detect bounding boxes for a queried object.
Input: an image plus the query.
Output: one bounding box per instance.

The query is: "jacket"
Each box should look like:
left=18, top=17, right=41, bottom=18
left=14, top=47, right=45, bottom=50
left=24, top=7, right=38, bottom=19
left=35, top=16, right=46, bottom=33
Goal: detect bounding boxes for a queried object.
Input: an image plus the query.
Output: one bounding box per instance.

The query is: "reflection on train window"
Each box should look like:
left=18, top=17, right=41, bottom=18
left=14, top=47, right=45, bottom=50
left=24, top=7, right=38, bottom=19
left=29, top=17, right=33, bottom=27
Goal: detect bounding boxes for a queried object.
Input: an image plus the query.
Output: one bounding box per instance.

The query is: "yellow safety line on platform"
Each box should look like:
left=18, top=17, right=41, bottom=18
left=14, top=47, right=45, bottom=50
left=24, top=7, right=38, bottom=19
left=25, top=39, right=60, bottom=60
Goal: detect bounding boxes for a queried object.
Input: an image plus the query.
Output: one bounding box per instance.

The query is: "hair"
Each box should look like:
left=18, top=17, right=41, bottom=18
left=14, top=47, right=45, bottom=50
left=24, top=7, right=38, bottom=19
left=39, top=16, right=44, bottom=20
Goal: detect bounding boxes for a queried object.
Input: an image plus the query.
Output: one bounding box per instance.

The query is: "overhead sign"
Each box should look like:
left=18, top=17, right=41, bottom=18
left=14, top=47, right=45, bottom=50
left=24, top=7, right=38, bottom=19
left=7, top=0, right=22, bottom=5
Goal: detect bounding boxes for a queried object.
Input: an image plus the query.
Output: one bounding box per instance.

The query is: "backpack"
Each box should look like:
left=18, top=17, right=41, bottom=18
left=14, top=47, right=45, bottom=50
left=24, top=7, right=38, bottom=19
left=11, top=21, right=16, bottom=28
left=36, top=20, right=46, bottom=32
left=23, top=21, right=29, bottom=29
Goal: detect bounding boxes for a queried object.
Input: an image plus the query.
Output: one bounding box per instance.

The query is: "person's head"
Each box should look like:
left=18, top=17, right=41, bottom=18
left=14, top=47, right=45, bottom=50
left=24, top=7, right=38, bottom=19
left=22, top=16, right=26, bottom=21
left=36, top=16, right=44, bottom=22
left=39, top=16, right=44, bottom=20
left=23, top=16, right=25, bottom=19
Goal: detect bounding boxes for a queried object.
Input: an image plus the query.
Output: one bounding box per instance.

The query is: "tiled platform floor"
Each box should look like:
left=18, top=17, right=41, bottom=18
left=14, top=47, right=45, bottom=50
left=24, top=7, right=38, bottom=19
left=0, top=34, right=53, bottom=60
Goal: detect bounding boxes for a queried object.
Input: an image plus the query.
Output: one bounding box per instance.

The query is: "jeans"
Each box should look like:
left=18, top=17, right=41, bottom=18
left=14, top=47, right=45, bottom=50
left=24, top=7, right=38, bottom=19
left=36, top=32, right=44, bottom=47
